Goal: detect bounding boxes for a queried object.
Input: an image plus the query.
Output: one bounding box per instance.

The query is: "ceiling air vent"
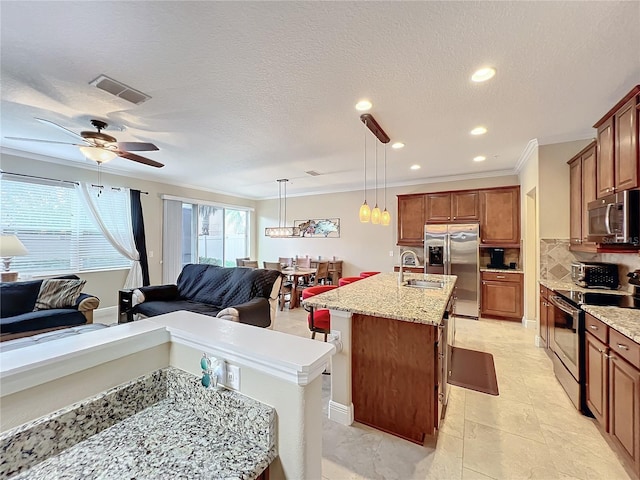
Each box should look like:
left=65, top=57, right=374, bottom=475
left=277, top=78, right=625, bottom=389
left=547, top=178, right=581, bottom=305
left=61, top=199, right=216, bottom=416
left=305, top=170, right=321, bottom=176
left=89, top=75, right=151, bottom=105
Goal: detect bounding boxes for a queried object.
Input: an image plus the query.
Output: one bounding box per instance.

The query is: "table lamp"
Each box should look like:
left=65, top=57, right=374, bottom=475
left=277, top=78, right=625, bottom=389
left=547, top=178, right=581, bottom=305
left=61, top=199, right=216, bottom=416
left=1, top=235, right=28, bottom=282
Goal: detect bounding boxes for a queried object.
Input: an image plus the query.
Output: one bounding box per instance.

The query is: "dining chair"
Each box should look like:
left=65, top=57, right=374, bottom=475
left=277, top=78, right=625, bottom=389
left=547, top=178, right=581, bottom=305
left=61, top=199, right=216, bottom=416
left=263, top=261, right=281, bottom=270
left=263, top=262, right=294, bottom=311
left=302, top=285, right=338, bottom=341
left=278, top=257, right=293, bottom=267
left=295, top=257, right=311, bottom=268
left=295, top=259, right=330, bottom=306
left=241, top=260, right=259, bottom=269
left=236, top=257, right=250, bottom=266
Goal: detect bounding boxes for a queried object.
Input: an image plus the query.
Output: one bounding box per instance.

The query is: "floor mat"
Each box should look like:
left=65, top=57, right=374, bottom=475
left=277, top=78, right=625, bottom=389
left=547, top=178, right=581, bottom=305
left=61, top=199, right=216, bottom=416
left=448, top=346, right=499, bottom=395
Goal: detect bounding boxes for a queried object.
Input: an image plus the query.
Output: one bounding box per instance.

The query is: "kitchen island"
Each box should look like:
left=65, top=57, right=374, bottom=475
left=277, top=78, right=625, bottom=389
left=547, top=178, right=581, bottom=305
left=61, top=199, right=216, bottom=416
left=303, top=272, right=457, bottom=444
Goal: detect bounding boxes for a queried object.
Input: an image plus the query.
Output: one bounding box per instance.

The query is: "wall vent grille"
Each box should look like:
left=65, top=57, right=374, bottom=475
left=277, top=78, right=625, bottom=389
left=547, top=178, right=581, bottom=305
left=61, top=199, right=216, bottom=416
left=305, top=170, right=321, bottom=176
left=89, top=75, right=151, bottom=105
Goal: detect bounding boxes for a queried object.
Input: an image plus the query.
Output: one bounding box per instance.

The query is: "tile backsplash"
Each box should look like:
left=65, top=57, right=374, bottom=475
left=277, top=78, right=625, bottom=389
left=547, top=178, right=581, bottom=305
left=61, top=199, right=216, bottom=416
left=540, top=239, right=640, bottom=291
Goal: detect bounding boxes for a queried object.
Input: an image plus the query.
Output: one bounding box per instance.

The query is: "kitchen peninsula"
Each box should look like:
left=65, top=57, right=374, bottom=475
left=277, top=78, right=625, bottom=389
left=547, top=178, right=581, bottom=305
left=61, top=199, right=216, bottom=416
left=303, top=272, right=457, bottom=444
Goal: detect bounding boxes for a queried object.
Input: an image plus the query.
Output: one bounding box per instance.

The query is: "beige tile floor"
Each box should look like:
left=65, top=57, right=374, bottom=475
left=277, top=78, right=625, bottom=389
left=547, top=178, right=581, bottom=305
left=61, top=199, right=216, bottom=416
left=273, top=307, right=631, bottom=480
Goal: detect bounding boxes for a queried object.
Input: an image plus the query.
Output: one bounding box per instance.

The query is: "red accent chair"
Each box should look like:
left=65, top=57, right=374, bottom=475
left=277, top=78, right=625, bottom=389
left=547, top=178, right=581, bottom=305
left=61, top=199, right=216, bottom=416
left=302, top=285, right=338, bottom=341
left=359, top=271, right=380, bottom=278
left=338, top=276, right=362, bottom=287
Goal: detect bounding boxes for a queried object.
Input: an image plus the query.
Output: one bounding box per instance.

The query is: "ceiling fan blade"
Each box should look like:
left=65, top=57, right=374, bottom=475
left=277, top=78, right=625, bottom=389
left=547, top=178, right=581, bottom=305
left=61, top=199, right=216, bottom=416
left=35, top=117, right=90, bottom=144
left=115, top=141, right=159, bottom=152
left=4, top=136, right=84, bottom=146
left=116, top=151, right=164, bottom=168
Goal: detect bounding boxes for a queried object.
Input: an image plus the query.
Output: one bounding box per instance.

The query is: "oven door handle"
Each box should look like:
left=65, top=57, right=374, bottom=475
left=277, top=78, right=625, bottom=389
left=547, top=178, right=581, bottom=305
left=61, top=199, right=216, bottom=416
left=549, top=295, right=581, bottom=320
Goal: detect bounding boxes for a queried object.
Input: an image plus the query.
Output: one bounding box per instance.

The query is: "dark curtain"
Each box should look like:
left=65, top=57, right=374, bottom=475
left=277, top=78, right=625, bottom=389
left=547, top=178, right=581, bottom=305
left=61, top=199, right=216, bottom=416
left=130, top=189, right=150, bottom=286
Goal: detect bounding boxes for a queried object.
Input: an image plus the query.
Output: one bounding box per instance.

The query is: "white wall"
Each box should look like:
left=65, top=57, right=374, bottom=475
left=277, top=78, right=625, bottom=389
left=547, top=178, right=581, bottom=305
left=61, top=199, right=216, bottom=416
left=257, top=175, right=519, bottom=277
left=1, top=153, right=256, bottom=308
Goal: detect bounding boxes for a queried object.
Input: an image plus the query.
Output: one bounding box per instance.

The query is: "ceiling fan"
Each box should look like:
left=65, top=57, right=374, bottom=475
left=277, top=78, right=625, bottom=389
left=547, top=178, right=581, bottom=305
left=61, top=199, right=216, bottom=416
left=5, top=118, right=164, bottom=168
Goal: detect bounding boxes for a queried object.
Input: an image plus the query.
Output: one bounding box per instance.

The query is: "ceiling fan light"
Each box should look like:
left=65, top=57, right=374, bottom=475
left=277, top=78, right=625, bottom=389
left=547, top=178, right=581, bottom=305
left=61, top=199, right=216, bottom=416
left=80, top=146, right=117, bottom=164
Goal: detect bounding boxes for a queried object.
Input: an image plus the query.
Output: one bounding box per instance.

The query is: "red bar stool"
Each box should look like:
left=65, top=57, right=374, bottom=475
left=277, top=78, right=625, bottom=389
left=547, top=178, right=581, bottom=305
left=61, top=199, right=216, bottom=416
left=338, top=276, right=362, bottom=287
left=302, top=285, right=338, bottom=341
left=359, top=271, right=380, bottom=278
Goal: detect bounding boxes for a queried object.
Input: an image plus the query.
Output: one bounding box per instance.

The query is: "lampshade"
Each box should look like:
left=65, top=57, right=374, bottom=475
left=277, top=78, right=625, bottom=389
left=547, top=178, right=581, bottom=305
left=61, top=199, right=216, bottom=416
left=371, top=204, right=381, bottom=224
left=0, top=235, right=28, bottom=257
left=359, top=201, right=371, bottom=223
left=381, top=208, right=391, bottom=226
left=80, top=146, right=118, bottom=164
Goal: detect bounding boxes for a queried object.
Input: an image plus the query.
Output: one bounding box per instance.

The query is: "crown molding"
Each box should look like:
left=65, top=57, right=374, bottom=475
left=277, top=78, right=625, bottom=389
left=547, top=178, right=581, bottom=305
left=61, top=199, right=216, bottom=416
left=514, top=139, right=539, bottom=174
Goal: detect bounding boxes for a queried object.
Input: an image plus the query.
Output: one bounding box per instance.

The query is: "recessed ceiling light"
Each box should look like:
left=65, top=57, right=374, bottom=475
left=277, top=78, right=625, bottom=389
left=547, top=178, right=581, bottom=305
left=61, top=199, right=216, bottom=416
left=355, top=100, right=372, bottom=111
left=470, top=126, right=487, bottom=136
left=391, top=142, right=405, bottom=149
left=410, top=164, right=421, bottom=170
left=473, top=156, right=486, bottom=162
left=471, top=67, right=496, bottom=83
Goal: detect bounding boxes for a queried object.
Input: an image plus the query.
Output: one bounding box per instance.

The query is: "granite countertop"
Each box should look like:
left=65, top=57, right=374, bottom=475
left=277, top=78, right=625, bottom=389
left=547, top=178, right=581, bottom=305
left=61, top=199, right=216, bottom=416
left=539, top=279, right=640, bottom=344
left=302, top=272, right=457, bottom=326
left=480, top=268, right=524, bottom=274
left=3, top=367, right=275, bottom=480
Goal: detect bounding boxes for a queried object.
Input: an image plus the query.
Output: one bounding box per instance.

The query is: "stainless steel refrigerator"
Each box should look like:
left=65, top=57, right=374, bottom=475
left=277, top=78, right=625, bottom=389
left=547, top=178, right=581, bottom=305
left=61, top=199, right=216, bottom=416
left=424, top=224, right=479, bottom=319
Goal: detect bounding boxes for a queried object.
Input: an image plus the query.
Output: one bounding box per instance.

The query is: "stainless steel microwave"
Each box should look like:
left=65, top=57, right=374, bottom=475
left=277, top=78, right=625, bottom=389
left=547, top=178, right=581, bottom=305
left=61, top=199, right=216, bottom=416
left=587, top=189, right=640, bottom=245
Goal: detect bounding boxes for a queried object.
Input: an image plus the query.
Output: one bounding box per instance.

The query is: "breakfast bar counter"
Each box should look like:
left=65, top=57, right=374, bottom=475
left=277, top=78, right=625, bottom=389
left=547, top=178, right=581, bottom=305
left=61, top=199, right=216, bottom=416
left=304, top=272, right=457, bottom=445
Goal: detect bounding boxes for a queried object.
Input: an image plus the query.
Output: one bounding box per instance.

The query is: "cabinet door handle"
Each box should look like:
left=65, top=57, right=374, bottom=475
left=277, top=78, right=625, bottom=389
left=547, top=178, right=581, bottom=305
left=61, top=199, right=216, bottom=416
left=453, top=216, right=456, bottom=220
left=496, top=275, right=506, bottom=279
left=589, top=325, right=598, bottom=330
left=617, top=344, right=629, bottom=351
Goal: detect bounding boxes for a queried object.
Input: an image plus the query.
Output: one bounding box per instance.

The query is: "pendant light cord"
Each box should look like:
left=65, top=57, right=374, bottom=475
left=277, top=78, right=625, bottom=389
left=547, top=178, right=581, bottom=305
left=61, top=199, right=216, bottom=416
left=363, top=120, right=367, bottom=201
left=384, top=144, right=387, bottom=208
left=374, top=141, right=378, bottom=205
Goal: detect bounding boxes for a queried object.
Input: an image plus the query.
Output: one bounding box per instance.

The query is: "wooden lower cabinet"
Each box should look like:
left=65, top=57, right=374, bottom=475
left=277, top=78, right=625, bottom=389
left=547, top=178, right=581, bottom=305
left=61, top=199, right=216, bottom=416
left=351, top=313, right=441, bottom=444
left=584, top=313, right=640, bottom=478
left=393, top=266, right=424, bottom=273
left=480, top=271, right=523, bottom=320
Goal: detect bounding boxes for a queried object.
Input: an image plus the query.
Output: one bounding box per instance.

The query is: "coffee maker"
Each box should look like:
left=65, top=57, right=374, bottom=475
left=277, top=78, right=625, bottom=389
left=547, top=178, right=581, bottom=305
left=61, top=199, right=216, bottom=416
left=487, top=248, right=507, bottom=269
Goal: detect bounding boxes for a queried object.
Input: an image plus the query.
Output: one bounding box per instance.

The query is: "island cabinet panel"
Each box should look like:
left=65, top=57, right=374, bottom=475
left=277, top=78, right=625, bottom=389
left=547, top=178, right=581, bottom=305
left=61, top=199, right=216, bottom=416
left=397, top=194, right=426, bottom=246
left=479, top=187, right=520, bottom=246
left=351, top=313, right=438, bottom=444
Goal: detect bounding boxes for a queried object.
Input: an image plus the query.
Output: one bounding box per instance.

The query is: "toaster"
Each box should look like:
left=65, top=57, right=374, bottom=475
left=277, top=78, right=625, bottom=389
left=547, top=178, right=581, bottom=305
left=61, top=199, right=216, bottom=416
left=571, top=261, right=619, bottom=289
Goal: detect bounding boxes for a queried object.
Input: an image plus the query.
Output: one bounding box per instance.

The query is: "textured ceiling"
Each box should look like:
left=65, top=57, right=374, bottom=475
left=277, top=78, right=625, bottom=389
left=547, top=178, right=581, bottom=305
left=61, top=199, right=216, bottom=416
left=1, top=1, right=638, bottom=199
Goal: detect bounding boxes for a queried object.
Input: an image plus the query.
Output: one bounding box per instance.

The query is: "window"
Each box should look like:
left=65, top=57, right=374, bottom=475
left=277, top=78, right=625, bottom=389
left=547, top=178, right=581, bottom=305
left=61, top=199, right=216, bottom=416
left=162, top=196, right=250, bottom=282
left=1, top=176, right=131, bottom=275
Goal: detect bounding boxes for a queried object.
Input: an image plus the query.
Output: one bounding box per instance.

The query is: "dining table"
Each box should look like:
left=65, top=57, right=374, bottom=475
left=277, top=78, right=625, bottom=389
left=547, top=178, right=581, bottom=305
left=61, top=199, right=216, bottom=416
left=281, top=266, right=317, bottom=309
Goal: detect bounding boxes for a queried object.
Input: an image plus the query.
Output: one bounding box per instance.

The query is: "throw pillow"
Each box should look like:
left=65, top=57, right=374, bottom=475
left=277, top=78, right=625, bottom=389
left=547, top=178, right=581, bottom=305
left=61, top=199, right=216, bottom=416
left=33, top=279, right=86, bottom=311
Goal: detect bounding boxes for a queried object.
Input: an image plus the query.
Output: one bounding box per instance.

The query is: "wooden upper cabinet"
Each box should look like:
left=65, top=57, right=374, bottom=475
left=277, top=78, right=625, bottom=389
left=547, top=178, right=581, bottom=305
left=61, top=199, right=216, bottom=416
left=425, top=193, right=451, bottom=222
left=425, top=190, right=479, bottom=223
left=569, top=156, right=582, bottom=245
left=397, top=194, right=425, bottom=246
left=582, top=145, right=597, bottom=243
left=479, top=186, right=520, bottom=246
left=595, top=86, right=640, bottom=198
left=451, top=191, right=479, bottom=221
left=597, top=117, right=615, bottom=198
left=615, top=95, right=639, bottom=192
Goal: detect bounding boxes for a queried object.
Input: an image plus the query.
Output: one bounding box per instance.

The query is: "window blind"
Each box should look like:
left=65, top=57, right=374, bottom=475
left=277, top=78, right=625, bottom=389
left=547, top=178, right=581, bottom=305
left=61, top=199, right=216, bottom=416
left=1, top=176, right=131, bottom=275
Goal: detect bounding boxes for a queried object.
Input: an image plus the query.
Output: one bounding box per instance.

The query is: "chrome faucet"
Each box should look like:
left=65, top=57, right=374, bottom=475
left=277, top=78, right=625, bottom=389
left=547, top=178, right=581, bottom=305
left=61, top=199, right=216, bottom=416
left=398, top=250, right=418, bottom=286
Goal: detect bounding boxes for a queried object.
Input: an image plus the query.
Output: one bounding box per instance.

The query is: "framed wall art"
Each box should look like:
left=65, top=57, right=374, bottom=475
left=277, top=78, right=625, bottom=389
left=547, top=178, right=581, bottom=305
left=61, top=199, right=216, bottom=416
left=294, top=218, right=340, bottom=238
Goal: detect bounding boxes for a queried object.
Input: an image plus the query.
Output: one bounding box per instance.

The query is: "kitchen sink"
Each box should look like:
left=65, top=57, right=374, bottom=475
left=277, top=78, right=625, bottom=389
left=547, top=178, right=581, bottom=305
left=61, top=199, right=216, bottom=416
left=403, top=279, right=444, bottom=289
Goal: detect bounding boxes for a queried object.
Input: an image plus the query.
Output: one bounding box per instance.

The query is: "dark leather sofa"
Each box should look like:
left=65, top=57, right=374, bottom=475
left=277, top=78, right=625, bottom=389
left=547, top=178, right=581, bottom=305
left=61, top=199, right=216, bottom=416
left=133, top=264, right=282, bottom=328
left=1, top=275, right=100, bottom=341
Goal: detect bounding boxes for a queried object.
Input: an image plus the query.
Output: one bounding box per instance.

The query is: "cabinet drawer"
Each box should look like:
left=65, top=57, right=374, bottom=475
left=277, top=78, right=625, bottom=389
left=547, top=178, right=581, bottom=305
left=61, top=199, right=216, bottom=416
left=482, top=271, right=521, bottom=283
left=585, top=313, right=608, bottom=344
left=609, top=328, right=640, bottom=370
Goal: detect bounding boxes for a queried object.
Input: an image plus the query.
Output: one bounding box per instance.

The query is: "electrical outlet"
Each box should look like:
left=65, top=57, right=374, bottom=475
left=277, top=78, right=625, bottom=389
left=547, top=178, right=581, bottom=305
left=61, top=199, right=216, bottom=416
left=330, top=330, right=341, bottom=342
left=148, top=250, right=154, bottom=258
left=389, top=250, right=394, bottom=257
left=226, top=364, right=241, bottom=390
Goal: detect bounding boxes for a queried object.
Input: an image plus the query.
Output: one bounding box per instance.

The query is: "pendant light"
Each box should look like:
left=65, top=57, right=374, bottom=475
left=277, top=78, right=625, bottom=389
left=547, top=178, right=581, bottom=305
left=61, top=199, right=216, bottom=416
left=359, top=120, right=371, bottom=223
left=265, top=179, right=301, bottom=237
left=371, top=141, right=381, bottom=224
left=381, top=143, right=391, bottom=226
